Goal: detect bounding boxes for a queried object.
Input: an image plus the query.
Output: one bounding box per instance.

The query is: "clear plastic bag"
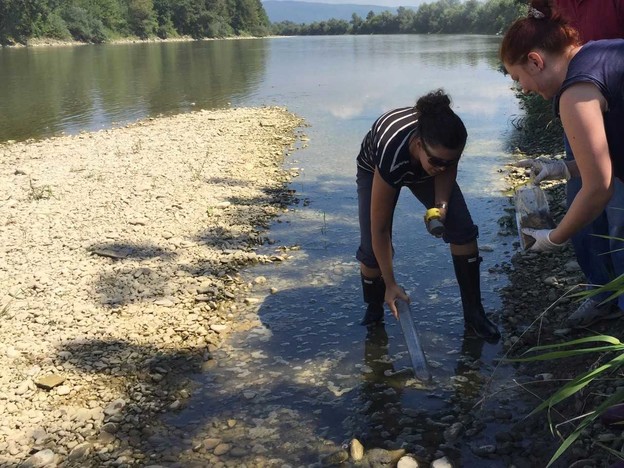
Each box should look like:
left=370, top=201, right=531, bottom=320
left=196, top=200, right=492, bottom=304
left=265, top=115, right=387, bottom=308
left=513, top=184, right=556, bottom=250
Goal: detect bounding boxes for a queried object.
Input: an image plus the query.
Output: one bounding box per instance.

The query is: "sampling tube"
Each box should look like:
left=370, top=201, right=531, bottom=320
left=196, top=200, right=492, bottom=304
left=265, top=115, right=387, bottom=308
left=396, top=298, right=432, bottom=382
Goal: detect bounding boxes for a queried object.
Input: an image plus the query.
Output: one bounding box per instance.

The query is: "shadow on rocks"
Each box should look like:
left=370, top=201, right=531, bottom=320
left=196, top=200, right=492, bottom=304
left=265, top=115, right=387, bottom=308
left=51, top=339, right=208, bottom=467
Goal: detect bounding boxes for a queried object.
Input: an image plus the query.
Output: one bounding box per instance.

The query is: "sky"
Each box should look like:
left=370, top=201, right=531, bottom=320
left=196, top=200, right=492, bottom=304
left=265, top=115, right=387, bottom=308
left=263, top=0, right=431, bottom=6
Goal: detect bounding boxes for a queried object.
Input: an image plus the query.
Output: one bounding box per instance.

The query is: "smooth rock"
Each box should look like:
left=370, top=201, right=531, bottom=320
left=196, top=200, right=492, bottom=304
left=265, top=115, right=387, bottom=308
left=349, top=438, right=364, bottom=461
left=34, top=375, right=65, bottom=390
left=398, top=455, right=421, bottom=468
left=22, top=449, right=55, bottom=467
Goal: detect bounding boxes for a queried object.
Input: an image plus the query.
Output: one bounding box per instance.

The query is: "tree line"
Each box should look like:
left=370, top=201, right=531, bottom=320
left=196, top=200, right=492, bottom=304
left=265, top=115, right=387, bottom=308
left=1, top=0, right=525, bottom=46
left=0, top=0, right=270, bottom=45
left=272, top=0, right=524, bottom=36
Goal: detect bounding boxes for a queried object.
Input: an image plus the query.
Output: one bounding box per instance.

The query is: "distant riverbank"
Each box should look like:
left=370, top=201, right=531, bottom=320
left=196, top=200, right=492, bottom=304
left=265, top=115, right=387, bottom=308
left=3, top=34, right=286, bottom=48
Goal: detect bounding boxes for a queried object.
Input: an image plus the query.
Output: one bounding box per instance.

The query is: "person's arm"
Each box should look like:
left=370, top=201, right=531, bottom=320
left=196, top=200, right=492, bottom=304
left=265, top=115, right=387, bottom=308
left=371, top=168, right=409, bottom=317
left=549, top=83, right=614, bottom=244
left=433, top=165, right=457, bottom=220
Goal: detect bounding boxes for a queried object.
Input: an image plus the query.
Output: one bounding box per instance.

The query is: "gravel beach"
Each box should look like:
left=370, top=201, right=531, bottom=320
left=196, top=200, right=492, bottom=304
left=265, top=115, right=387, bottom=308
left=0, top=107, right=305, bottom=467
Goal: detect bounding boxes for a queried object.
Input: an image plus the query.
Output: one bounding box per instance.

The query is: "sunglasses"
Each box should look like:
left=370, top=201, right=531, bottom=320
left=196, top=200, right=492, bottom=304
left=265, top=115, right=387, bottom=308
left=422, top=141, right=460, bottom=168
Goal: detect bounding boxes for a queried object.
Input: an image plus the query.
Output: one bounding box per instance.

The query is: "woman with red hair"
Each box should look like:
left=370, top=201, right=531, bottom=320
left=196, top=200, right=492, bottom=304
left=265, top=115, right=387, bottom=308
left=500, top=0, right=624, bottom=253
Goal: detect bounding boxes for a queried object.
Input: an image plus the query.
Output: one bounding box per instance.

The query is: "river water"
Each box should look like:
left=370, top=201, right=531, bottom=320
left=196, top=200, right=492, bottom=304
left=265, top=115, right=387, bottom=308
left=1, top=35, right=525, bottom=465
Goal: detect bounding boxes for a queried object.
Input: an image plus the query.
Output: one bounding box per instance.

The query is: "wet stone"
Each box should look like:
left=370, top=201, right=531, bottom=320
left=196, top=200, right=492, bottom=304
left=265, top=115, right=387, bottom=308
left=321, top=449, right=348, bottom=466
left=431, top=456, right=454, bottom=468
left=213, top=443, right=231, bottom=456
left=349, top=438, right=364, bottom=461
left=398, top=456, right=421, bottom=468
left=229, top=446, right=249, bottom=457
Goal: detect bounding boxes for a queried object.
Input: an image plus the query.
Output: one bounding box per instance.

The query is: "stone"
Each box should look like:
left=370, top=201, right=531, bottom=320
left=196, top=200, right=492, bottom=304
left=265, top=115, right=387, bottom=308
left=56, top=385, right=71, bottom=395
left=349, top=438, right=364, bottom=461
left=204, top=438, right=221, bottom=450
left=398, top=456, right=421, bottom=468
left=22, top=449, right=55, bottom=467
left=68, top=442, right=92, bottom=461
left=104, top=398, right=126, bottom=416
left=34, top=375, right=65, bottom=390
left=431, top=456, right=454, bottom=468
left=213, top=443, right=231, bottom=456
left=321, top=449, right=348, bottom=466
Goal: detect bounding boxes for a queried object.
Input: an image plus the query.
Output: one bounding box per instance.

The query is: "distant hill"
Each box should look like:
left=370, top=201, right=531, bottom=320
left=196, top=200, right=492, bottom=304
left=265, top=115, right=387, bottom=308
left=262, top=1, right=416, bottom=24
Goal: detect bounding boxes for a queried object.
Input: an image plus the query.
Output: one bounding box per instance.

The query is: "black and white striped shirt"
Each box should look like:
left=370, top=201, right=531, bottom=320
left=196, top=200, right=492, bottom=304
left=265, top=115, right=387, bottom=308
left=356, top=107, right=430, bottom=188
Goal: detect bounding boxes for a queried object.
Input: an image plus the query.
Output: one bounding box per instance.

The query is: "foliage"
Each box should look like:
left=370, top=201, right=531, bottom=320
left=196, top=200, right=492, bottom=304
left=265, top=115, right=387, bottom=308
left=0, top=0, right=270, bottom=44
left=506, top=268, right=624, bottom=466
left=509, top=87, right=565, bottom=155
left=509, top=332, right=624, bottom=466
left=271, top=0, right=525, bottom=36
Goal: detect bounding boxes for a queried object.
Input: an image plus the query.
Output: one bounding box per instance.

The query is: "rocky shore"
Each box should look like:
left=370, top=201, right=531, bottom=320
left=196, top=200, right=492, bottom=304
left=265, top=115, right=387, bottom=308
left=1, top=104, right=622, bottom=468
left=492, top=162, right=624, bottom=467
left=0, top=107, right=305, bottom=467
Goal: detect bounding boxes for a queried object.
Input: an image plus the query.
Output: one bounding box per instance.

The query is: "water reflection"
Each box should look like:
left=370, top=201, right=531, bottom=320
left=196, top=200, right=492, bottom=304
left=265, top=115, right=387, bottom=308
left=0, top=40, right=267, bottom=142
left=360, top=325, right=404, bottom=447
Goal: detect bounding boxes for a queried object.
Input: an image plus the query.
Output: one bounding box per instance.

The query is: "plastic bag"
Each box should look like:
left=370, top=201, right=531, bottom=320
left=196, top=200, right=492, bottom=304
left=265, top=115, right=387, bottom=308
left=513, top=184, right=556, bottom=250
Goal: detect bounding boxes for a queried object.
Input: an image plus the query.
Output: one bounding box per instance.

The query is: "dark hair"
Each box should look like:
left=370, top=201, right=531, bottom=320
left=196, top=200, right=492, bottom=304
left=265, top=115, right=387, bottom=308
left=500, top=0, right=580, bottom=66
left=415, top=89, right=467, bottom=152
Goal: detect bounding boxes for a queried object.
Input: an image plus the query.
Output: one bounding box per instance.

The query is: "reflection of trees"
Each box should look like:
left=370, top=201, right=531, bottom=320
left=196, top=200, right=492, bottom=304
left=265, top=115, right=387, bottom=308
left=0, top=40, right=267, bottom=142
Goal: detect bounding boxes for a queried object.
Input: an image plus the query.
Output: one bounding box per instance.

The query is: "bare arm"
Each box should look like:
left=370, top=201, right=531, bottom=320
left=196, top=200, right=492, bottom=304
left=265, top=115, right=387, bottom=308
left=550, top=83, right=614, bottom=244
left=371, top=168, right=409, bottom=317
left=433, top=165, right=457, bottom=219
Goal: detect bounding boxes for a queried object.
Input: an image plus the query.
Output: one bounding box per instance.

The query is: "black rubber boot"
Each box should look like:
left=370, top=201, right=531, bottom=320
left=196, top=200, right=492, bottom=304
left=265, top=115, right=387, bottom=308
left=452, top=254, right=501, bottom=342
left=360, top=274, right=385, bottom=326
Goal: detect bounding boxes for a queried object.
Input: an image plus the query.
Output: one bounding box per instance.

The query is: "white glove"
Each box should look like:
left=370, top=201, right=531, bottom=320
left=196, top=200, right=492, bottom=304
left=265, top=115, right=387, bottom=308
left=516, top=157, right=571, bottom=184
left=522, top=228, right=566, bottom=252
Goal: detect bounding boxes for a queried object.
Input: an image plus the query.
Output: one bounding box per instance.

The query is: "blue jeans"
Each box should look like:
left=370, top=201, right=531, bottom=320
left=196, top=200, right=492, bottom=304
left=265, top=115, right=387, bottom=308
left=565, top=138, right=624, bottom=309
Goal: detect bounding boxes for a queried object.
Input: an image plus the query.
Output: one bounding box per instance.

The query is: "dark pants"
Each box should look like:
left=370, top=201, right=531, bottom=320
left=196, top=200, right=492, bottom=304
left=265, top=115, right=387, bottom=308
left=356, top=167, right=478, bottom=269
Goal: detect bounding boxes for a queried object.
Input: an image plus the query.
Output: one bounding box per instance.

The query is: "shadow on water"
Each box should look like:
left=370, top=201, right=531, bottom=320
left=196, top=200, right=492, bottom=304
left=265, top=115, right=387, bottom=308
left=151, top=275, right=518, bottom=465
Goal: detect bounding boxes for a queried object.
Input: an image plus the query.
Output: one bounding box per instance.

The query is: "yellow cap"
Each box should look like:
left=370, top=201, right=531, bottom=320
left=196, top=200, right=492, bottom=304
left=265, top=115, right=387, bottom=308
left=425, top=208, right=442, bottom=223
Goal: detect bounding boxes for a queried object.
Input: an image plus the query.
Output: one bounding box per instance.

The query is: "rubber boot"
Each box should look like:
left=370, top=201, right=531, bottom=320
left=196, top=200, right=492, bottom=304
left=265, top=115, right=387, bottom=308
left=452, top=254, right=501, bottom=342
left=361, top=274, right=385, bottom=326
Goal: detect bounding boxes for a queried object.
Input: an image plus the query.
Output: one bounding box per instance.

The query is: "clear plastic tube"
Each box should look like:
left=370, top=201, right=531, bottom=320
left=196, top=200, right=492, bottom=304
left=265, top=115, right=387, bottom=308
left=396, top=298, right=432, bottom=382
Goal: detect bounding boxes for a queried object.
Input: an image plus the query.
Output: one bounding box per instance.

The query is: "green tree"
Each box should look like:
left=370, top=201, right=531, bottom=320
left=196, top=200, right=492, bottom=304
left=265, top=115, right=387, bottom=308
left=229, top=0, right=268, bottom=35
left=126, top=0, right=157, bottom=38
left=350, top=12, right=363, bottom=34
left=0, top=0, right=48, bottom=44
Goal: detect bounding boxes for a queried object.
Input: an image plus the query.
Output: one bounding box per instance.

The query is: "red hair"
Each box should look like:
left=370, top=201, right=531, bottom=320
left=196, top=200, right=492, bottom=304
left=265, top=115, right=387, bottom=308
left=500, top=0, right=580, bottom=65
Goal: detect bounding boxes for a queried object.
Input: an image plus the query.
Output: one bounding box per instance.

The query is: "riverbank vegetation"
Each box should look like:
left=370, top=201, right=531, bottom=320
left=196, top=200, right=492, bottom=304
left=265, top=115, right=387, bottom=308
left=3, top=0, right=524, bottom=46
left=0, top=0, right=270, bottom=45
left=272, top=0, right=524, bottom=37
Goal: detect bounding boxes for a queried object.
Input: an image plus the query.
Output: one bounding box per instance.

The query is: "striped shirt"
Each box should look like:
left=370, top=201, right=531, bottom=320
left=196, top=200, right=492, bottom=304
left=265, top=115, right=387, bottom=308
left=356, top=107, right=430, bottom=188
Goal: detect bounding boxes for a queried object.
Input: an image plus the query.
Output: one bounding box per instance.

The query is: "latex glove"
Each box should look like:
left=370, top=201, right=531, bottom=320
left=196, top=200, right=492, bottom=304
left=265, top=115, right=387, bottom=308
left=516, top=157, right=571, bottom=184
left=522, top=228, right=566, bottom=252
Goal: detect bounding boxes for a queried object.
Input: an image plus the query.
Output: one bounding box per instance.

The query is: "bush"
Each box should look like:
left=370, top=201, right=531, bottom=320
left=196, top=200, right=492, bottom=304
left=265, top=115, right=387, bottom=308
left=61, top=6, right=107, bottom=43
left=37, top=12, right=71, bottom=40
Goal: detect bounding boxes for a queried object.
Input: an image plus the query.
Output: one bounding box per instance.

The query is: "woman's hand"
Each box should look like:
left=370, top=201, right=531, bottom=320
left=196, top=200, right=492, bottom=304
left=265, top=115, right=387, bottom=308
left=522, top=228, right=567, bottom=252
left=385, top=283, right=410, bottom=319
